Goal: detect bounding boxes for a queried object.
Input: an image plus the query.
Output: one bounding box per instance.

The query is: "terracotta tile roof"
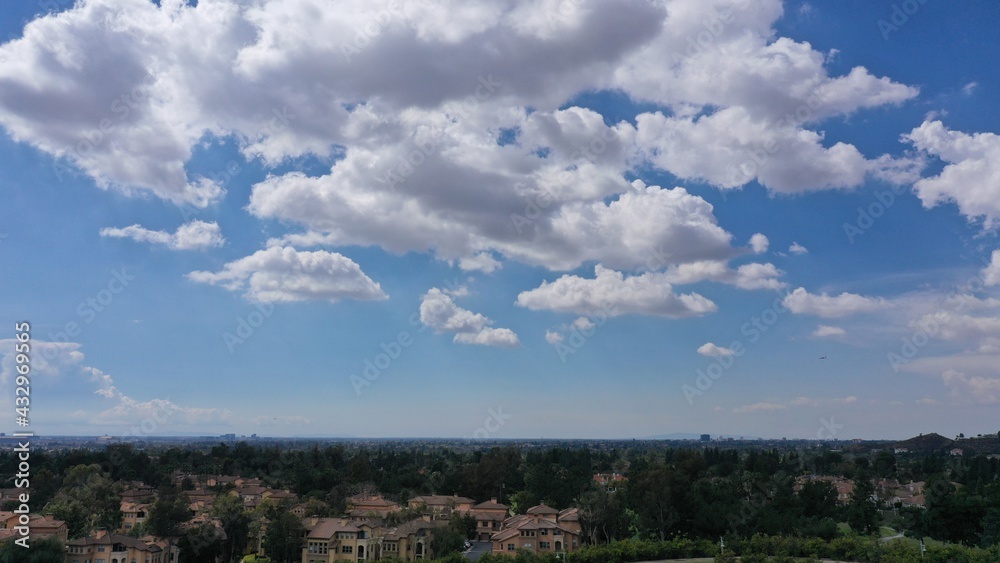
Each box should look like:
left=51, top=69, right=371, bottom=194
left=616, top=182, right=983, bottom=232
left=473, top=499, right=509, bottom=511
left=491, top=528, right=520, bottom=542
left=305, top=518, right=361, bottom=539
left=410, top=494, right=475, bottom=506
left=382, top=517, right=448, bottom=541
left=526, top=503, right=559, bottom=515
left=469, top=511, right=506, bottom=521
left=349, top=494, right=397, bottom=507
left=558, top=508, right=580, bottom=521
left=67, top=532, right=161, bottom=552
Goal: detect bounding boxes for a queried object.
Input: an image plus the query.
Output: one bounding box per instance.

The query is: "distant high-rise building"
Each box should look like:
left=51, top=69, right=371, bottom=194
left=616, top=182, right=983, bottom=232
left=700, top=434, right=711, bottom=442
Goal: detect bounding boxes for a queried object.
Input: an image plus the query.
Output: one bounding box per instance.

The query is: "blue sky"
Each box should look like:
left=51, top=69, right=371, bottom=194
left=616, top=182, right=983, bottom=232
left=1, top=0, right=999, bottom=440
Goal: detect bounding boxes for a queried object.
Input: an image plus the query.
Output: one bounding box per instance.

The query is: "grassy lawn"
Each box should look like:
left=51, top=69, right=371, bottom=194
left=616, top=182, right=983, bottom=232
left=879, top=525, right=898, bottom=537
left=882, top=534, right=947, bottom=550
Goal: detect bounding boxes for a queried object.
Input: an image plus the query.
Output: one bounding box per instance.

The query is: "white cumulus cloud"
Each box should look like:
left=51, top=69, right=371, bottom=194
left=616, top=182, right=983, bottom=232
left=782, top=287, right=887, bottom=318
left=187, top=246, right=386, bottom=303
left=515, top=265, right=717, bottom=318
left=697, top=342, right=736, bottom=356
left=904, top=121, right=1000, bottom=227
left=100, top=220, right=225, bottom=250
left=420, top=288, right=519, bottom=347
left=813, top=325, right=846, bottom=337
left=749, top=233, right=769, bottom=254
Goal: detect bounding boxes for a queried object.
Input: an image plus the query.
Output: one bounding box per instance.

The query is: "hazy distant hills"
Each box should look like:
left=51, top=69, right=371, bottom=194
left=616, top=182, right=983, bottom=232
left=893, top=432, right=1000, bottom=454
left=642, top=433, right=763, bottom=440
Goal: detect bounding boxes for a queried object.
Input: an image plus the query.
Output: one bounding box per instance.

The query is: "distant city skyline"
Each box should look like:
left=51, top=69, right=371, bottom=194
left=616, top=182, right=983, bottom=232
left=1, top=0, right=999, bottom=440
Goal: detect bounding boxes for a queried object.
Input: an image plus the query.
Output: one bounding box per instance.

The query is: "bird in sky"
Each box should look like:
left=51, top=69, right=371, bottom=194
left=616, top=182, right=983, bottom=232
left=819, top=356, right=827, bottom=359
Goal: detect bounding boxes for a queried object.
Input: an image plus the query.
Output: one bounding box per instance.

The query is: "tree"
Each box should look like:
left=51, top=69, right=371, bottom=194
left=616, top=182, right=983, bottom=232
left=0, top=536, right=65, bottom=563
left=431, top=516, right=470, bottom=557
left=576, top=486, right=626, bottom=544
left=846, top=470, right=879, bottom=535
left=980, top=507, right=1000, bottom=547
left=263, top=511, right=304, bottom=563
left=627, top=462, right=682, bottom=540
left=148, top=484, right=193, bottom=538
left=212, top=493, right=250, bottom=562
left=798, top=480, right=838, bottom=520
left=43, top=464, right=122, bottom=538
left=179, top=522, right=225, bottom=563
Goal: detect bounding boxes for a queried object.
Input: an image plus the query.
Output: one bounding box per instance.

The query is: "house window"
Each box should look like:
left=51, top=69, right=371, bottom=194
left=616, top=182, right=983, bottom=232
left=540, top=529, right=548, bottom=535
left=342, top=546, right=353, bottom=554
left=507, top=544, right=515, bottom=551
left=540, top=542, right=551, bottom=549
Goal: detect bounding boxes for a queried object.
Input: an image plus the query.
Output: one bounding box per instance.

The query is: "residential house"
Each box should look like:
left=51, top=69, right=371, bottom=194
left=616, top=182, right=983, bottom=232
left=379, top=516, right=449, bottom=561
left=264, top=489, right=298, bottom=504
left=462, top=498, right=509, bottom=541
left=407, top=495, right=474, bottom=520
left=301, top=517, right=374, bottom=562
left=347, top=495, right=401, bottom=519
left=206, top=475, right=240, bottom=488
left=66, top=530, right=164, bottom=563
left=234, top=486, right=268, bottom=506
left=891, top=481, right=926, bottom=509
left=592, top=472, right=627, bottom=493
left=490, top=504, right=581, bottom=556
left=0, top=513, right=67, bottom=542
left=794, top=476, right=855, bottom=504
left=121, top=484, right=156, bottom=504
left=121, top=502, right=149, bottom=533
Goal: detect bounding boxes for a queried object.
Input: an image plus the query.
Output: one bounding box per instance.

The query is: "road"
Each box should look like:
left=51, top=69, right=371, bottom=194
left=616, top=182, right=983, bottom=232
left=464, top=540, right=493, bottom=561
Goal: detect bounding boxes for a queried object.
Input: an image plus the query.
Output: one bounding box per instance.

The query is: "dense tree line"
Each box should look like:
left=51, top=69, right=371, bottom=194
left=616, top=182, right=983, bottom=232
left=2, top=441, right=999, bottom=554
